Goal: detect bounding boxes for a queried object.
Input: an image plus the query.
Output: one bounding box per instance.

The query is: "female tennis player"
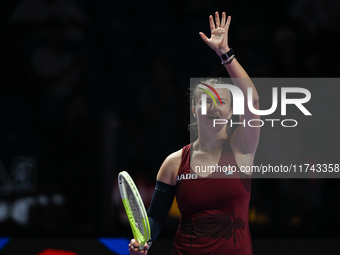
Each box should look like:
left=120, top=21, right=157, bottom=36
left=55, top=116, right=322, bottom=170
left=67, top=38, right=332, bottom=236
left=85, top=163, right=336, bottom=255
left=129, top=11, right=260, bottom=255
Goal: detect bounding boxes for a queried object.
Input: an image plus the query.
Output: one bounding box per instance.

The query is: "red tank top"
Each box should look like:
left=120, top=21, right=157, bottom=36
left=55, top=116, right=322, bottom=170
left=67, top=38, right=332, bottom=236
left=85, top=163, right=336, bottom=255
left=172, top=137, right=253, bottom=255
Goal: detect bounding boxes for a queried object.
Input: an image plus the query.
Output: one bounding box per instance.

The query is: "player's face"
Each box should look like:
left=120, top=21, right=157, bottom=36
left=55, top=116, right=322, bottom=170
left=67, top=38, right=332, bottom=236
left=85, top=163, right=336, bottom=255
left=193, top=84, right=233, bottom=130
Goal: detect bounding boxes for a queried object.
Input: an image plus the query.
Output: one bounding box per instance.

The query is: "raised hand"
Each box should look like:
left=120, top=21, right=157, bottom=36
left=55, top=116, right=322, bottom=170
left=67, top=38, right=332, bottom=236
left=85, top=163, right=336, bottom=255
left=199, top=12, right=231, bottom=56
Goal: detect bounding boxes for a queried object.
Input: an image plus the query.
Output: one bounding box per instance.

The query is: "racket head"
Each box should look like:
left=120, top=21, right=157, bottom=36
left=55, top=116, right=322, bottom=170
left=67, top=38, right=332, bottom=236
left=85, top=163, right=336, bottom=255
left=118, top=171, right=151, bottom=247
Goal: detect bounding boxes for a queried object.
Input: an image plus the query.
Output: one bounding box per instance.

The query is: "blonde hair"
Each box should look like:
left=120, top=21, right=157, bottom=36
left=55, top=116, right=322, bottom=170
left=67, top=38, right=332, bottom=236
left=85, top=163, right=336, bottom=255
left=188, top=78, right=233, bottom=136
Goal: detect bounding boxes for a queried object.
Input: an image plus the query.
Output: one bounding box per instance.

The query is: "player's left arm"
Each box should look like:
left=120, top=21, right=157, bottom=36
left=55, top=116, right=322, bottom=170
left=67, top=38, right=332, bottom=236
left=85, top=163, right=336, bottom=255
left=224, top=55, right=260, bottom=155
left=199, top=11, right=260, bottom=154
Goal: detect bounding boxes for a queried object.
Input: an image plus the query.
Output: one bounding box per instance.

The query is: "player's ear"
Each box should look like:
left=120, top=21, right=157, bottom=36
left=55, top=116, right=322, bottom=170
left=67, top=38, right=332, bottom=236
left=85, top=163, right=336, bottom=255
left=192, top=106, right=197, bottom=118
left=228, top=108, right=233, bottom=120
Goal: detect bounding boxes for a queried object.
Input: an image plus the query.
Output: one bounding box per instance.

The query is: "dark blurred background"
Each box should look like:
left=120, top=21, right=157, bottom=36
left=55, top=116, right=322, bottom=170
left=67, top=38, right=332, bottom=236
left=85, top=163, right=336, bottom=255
left=0, top=0, right=340, bottom=248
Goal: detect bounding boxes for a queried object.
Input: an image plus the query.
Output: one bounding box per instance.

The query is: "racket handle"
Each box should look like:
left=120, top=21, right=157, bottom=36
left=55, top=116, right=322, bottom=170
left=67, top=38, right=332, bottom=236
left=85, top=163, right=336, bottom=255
left=139, top=244, right=147, bottom=251
left=147, top=240, right=152, bottom=249
left=139, top=240, right=152, bottom=251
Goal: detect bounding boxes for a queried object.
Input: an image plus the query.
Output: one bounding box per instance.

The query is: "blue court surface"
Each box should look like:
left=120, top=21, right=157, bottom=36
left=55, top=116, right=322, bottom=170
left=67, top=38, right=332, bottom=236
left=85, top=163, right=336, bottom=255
left=0, top=237, right=130, bottom=255
left=1, top=237, right=340, bottom=254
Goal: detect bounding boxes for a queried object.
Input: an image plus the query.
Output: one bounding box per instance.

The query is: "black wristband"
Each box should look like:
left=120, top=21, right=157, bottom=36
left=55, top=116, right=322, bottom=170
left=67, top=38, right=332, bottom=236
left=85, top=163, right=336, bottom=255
left=219, top=48, right=235, bottom=61
left=222, top=55, right=235, bottom=65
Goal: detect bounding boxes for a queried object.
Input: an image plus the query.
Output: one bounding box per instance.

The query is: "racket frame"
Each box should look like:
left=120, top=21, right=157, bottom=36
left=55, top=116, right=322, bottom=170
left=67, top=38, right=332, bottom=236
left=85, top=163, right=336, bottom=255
left=118, top=171, right=151, bottom=250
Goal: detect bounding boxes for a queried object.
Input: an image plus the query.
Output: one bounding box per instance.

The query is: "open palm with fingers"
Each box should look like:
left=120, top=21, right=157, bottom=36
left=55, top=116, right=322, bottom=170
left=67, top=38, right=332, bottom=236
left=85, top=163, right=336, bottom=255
left=199, top=12, right=231, bottom=56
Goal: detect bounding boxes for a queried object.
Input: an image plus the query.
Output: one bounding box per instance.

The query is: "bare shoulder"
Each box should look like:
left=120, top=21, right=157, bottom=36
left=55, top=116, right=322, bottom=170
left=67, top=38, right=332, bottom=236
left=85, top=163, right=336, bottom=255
left=156, top=149, right=182, bottom=186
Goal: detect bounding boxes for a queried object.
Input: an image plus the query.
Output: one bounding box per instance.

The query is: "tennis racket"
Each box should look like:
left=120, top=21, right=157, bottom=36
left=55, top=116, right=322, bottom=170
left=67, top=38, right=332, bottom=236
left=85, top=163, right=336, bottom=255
left=118, top=171, right=151, bottom=250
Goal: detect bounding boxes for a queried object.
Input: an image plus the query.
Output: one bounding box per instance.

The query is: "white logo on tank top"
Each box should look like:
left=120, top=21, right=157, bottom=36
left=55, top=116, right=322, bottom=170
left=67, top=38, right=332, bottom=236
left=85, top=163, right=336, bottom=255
left=176, top=173, right=198, bottom=182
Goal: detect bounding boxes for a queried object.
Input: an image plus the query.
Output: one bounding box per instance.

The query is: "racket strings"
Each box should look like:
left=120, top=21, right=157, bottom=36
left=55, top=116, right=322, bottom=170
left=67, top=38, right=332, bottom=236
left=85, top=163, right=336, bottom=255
left=119, top=172, right=150, bottom=246
left=126, top=184, right=145, bottom=234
